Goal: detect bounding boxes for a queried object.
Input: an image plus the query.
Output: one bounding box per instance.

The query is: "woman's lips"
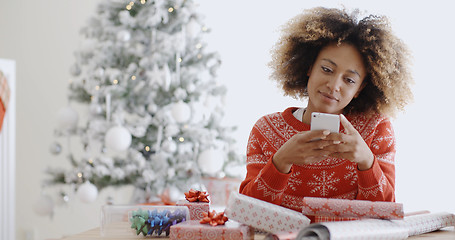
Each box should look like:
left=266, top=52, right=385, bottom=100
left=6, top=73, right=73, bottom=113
left=319, top=91, right=339, bottom=101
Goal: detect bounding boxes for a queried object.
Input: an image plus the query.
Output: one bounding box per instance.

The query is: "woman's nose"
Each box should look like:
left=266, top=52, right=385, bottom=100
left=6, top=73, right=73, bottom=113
left=326, top=76, right=342, bottom=92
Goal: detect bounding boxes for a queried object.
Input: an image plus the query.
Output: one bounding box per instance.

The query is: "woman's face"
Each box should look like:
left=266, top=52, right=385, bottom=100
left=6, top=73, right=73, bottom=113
left=306, top=43, right=366, bottom=115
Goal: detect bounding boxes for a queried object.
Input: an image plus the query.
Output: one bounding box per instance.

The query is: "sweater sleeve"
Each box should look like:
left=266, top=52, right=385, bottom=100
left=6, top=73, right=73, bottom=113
left=239, top=122, right=291, bottom=205
left=355, top=118, right=396, bottom=202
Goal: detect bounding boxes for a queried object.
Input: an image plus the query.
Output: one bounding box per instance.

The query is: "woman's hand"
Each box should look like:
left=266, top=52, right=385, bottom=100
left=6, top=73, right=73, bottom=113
left=324, top=114, right=374, bottom=170
left=272, top=130, right=334, bottom=173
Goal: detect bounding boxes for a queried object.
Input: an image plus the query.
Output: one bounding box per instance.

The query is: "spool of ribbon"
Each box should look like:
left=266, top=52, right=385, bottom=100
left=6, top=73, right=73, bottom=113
left=199, top=210, right=228, bottom=226
left=184, top=189, right=209, bottom=203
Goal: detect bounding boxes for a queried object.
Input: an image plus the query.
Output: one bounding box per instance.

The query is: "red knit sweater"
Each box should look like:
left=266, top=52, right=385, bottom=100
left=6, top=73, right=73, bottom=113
left=240, top=107, right=396, bottom=213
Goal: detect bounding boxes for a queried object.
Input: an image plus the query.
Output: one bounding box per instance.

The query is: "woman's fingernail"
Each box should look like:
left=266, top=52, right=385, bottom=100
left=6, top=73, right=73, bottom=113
left=323, top=130, right=330, bottom=135
left=333, top=141, right=341, bottom=144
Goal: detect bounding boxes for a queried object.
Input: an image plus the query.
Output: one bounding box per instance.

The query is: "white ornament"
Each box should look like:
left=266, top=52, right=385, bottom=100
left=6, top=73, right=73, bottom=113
left=94, top=67, right=105, bottom=78
left=33, top=194, right=54, bottom=216
left=116, top=30, right=131, bottom=42
left=161, top=138, right=177, bottom=153
left=57, top=106, right=79, bottom=130
left=77, top=181, right=98, bottom=203
left=171, top=101, right=191, bottom=123
left=147, top=103, right=157, bottom=113
left=197, top=148, right=224, bottom=175
left=105, top=125, right=132, bottom=152
left=162, top=64, right=171, bottom=90
left=186, top=83, right=196, bottom=93
left=186, top=18, right=200, bottom=39
left=89, top=103, right=103, bottom=116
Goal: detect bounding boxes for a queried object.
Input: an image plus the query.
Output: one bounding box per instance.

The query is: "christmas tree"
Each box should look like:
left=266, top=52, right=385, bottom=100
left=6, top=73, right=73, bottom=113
left=44, top=0, right=243, bottom=206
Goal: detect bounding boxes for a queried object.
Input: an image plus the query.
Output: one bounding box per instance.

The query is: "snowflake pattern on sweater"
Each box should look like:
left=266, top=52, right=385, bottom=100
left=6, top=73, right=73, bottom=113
left=240, top=107, right=396, bottom=213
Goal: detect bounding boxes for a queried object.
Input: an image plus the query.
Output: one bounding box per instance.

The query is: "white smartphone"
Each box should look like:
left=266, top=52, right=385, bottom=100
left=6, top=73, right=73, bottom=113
left=310, top=112, right=340, bottom=133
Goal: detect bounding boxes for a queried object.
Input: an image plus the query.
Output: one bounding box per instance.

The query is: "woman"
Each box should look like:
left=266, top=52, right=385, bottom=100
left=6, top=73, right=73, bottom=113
left=239, top=7, right=413, bottom=220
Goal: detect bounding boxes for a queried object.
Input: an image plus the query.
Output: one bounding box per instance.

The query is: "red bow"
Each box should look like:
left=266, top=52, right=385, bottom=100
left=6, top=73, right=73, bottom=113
left=184, top=189, right=210, bottom=203
left=199, top=210, right=229, bottom=226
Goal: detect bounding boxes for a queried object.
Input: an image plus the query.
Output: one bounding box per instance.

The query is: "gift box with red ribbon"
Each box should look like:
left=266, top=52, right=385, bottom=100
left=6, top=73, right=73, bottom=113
left=176, top=189, right=210, bottom=220
left=301, top=197, right=404, bottom=220
left=176, top=200, right=210, bottom=221
left=224, top=191, right=311, bottom=234
left=169, top=220, right=253, bottom=240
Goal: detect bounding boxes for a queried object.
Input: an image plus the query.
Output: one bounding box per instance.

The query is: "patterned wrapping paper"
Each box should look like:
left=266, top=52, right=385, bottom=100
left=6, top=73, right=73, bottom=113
left=224, top=191, right=311, bottom=234
left=393, top=212, right=455, bottom=236
left=303, top=218, right=409, bottom=240
left=294, top=212, right=455, bottom=240
left=169, top=220, right=253, bottom=240
left=176, top=200, right=210, bottom=220
left=301, top=197, right=404, bottom=220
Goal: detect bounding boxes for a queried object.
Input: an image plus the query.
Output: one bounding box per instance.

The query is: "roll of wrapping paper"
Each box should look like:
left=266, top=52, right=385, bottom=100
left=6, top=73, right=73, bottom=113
left=294, top=212, right=455, bottom=240
left=301, top=197, right=404, bottom=220
left=393, top=212, right=455, bottom=236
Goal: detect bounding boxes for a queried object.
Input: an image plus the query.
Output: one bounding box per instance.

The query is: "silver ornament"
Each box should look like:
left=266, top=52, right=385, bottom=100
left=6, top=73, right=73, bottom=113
left=70, top=64, right=81, bottom=77
left=49, top=142, right=62, bottom=155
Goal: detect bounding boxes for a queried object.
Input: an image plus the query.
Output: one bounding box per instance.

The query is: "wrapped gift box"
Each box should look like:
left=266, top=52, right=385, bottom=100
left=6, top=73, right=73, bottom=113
left=224, top=191, right=310, bottom=234
left=169, top=220, right=253, bottom=240
left=176, top=200, right=210, bottom=220
left=301, top=197, right=404, bottom=220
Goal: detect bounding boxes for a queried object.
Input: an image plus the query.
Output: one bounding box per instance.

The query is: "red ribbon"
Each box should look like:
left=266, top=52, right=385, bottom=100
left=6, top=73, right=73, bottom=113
left=199, top=210, right=229, bottom=226
left=184, top=189, right=210, bottom=203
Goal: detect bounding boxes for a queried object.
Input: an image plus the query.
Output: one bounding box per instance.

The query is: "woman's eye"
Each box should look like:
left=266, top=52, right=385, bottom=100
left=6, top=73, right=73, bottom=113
left=321, top=66, right=332, bottom=73
left=345, top=78, right=356, bottom=84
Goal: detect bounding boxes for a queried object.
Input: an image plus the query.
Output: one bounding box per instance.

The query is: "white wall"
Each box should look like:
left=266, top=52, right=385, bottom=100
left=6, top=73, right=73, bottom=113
left=0, top=0, right=454, bottom=239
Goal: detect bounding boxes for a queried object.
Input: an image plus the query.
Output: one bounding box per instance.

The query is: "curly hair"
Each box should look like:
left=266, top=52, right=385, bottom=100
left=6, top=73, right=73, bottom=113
left=269, top=7, right=413, bottom=117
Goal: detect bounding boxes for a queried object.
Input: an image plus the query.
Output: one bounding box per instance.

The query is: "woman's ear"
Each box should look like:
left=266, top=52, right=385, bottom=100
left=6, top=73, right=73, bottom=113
left=307, top=65, right=313, bottom=77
